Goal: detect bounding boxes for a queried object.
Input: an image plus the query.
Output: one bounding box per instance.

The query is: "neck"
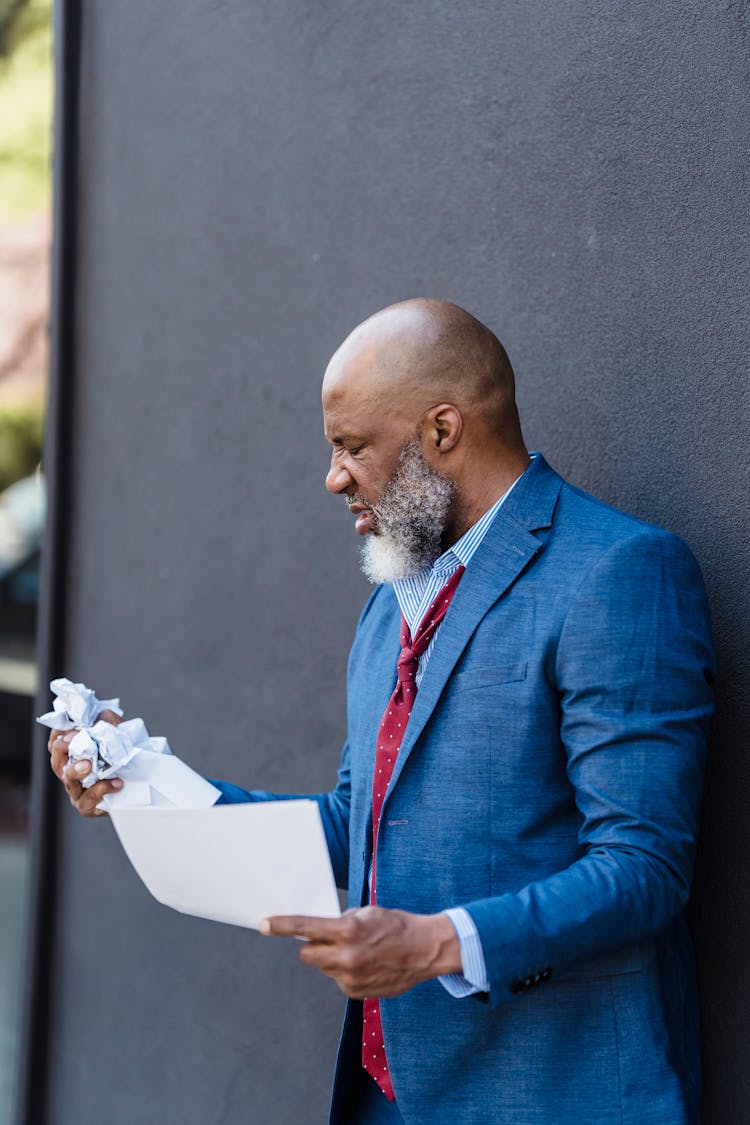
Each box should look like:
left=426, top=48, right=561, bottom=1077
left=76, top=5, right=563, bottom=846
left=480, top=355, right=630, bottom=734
left=441, top=451, right=531, bottom=546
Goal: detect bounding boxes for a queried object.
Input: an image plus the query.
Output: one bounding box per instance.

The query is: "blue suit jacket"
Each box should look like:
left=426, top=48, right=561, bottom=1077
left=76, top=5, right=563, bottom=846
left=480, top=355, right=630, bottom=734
left=217, top=455, right=715, bottom=1125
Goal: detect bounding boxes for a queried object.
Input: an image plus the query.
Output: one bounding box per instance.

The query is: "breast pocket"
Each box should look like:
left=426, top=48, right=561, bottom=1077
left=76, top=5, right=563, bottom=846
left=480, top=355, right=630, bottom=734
left=439, top=662, right=529, bottom=759
left=452, top=662, right=528, bottom=691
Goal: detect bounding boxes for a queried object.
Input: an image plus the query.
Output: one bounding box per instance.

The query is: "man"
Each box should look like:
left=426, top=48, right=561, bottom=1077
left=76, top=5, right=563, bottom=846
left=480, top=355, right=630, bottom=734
left=50, top=299, right=715, bottom=1124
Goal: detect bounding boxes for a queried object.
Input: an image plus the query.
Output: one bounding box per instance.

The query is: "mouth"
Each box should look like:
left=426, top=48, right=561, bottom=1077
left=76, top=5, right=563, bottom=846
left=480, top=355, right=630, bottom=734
left=346, top=499, right=377, bottom=536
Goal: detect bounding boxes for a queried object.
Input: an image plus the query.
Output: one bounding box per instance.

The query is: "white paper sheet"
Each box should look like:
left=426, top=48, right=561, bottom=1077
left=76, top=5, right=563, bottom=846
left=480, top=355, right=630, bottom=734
left=109, top=800, right=341, bottom=930
left=98, top=749, right=221, bottom=811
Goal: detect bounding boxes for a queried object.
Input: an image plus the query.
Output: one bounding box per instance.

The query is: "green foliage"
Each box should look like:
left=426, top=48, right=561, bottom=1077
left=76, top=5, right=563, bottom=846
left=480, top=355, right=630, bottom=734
left=0, top=405, right=44, bottom=491
left=0, top=0, right=29, bottom=56
left=0, top=0, right=52, bottom=217
left=0, top=0, right=47, bottom=58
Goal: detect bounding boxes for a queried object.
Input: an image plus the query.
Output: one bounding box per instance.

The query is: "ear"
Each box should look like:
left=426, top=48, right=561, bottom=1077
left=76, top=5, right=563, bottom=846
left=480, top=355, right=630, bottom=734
left=421, top=403, right=463, bottom=455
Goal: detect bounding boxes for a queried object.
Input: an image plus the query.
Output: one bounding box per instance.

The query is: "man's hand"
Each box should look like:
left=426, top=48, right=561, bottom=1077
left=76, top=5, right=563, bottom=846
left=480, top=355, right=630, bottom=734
left=259, top=906, right=462, bottom=998
left=47, top=708, right=124, bottom=817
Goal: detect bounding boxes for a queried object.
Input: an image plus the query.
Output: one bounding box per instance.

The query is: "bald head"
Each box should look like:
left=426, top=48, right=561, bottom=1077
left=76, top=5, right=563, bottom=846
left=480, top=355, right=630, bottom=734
left=323, top=299, right=530, bottom=545
left=323, top=298, right=520, bottom=438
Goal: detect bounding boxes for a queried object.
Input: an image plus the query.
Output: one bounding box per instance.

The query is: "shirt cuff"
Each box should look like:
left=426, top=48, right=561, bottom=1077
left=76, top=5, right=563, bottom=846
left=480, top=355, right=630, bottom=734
left=438, top=907, right=490, bottom=997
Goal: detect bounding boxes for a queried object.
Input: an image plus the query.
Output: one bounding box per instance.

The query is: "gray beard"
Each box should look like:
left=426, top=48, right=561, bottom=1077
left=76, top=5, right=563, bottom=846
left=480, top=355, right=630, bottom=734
left=358, top=441, right=455, bottom=584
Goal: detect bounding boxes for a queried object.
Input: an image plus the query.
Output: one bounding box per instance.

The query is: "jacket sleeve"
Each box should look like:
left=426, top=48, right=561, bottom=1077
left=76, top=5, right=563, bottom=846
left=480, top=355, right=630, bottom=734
left=463, top=527, right=716, bottom=1007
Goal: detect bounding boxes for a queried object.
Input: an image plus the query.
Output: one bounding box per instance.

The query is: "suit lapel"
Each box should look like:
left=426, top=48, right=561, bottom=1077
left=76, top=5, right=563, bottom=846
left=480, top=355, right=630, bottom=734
left=382, top=454, right=563, bottom=806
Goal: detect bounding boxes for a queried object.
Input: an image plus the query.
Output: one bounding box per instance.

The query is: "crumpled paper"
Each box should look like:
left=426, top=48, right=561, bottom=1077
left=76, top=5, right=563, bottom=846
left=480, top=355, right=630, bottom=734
left=37, top=679, right=219, bottom=811
left=36, top=677, right=123, bottom=731
left=67, top=717, right=167, bottom=788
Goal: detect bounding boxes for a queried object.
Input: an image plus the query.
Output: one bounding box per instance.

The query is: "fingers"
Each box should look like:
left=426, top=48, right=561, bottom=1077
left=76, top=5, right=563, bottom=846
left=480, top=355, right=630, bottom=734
left=59, top=756, right=123, bottom=819
left=48, top=731, right=73, bottom=779
left=258, top=907, right=451, bottom=999
left=260, top=913, right=368, bottom=995
left=46, top=712, right=126, bottom=818
left=47, top=711, right=123, bottom=778
left=259, top=914, right=345, bottom=941
left=62, top=756, right=92, bottom=791
left=61, top=759, right=123, bottom=817
left=97, top=709, right=123, bottom=726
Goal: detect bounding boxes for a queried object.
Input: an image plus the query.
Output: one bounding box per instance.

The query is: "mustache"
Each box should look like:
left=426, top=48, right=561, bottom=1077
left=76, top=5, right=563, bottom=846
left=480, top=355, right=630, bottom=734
left=346, top=493, right=376, bottom=513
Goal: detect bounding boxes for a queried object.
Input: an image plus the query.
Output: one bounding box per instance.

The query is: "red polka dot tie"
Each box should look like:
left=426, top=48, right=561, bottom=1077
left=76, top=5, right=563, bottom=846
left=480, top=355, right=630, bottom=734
left=362, top=565, right=465, bottom=1101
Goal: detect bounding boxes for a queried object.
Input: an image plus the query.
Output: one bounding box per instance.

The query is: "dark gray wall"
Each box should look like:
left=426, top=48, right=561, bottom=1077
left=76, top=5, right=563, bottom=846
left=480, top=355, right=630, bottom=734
left=30, top=1, right=749, bottom=1122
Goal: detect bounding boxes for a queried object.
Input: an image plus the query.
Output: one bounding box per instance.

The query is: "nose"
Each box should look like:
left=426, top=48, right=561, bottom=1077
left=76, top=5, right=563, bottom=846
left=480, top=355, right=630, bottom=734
left=325, top=455, right=354, bottom=495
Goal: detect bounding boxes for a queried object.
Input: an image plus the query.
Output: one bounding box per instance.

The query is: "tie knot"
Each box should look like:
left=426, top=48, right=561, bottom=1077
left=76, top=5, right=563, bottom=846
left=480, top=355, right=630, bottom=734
left=397, top=646, right=417, bottom=683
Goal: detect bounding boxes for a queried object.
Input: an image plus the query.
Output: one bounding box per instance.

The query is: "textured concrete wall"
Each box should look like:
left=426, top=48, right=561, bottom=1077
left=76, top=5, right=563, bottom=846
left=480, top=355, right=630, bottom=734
left=40, top=1, right=749, bottom=1122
